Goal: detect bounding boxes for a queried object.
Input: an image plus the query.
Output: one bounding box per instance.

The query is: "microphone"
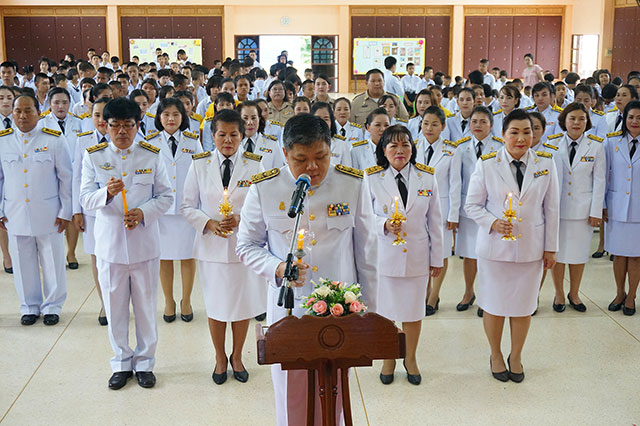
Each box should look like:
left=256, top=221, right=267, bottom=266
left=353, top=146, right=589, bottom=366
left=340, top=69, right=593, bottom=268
left=287, top=174, right=311, bottom=218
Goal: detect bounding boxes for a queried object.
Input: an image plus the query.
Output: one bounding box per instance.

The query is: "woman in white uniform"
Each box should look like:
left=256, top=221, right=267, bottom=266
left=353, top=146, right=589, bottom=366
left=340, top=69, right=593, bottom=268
left=149, top=98, right=202, bottom=323
left=181, top=110, right=266, bottom=384
left=415, top=106, right=461, bottom=315
left=311, top=101, right=351, bottom=166
left=236, top=101, right=284, bottom=170
left=551, top=103, right=606, bottom=313
left=604, top=100, right=640, bottom=316
left=333, top=97, right=364, bottom=142
left=350, top=108, right=390, bottom=171
left=366, top=125, right=444, bottom=385
left=466, top=109, right=560, bottom=382
left=492, top=85, right=521, bottom=137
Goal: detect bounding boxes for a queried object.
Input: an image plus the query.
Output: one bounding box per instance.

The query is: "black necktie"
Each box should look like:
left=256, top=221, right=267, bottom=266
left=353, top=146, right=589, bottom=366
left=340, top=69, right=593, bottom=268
left=169, top=135, right=177, bottom=157
left=100, top=136, right=107, bottom=143
left=476, top=142, right=483, bottom=159
left=3, top=117, right=10, bottom=129
left=340, top=127, right=346, bottom=137
left=396, top=174, right=408, bottom=208
left=513, top=160, right=524, bottom=190
left=461, top=119, right=468, bottom=132
left=426, top=145, right=434, bottom=165
left=58, top=120, right=65, bottom=134
left=140, top=121, right=146, bottom=135
left=616, top=114, right=623, bottom=130
left=631, top=139, right=638, bottom=160
left=569, top=141, right=578, bottom=166
left=222, top=158, right=231, bottom=188
left=246, top=138, right=254, bottom=153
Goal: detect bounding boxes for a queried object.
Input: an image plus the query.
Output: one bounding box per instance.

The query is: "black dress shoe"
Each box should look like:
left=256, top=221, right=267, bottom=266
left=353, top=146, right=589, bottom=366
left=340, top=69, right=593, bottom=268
left=426, top=298, right=439, bottom=316
left=4, top=262, right=12, bottom=274
left=98, top=315, right=108, bottom=326
left=609, top=254, right=614, bottom=261
left=623, top=300, right=636, bottom=316
left=181, top=312, right=193, bottom=322
left=43, top=314, right=59, bottom=325
left=212, top=365, right=228, bottom=385
left=20, top=314, right=39, bottom=325
left=135, top=371, right=156, bottom=388
left=490, top=357, right=509, bottom=382
left=67, top=262, right=79, bottom=270
left=163, top=313, right=176, bottom=323
left=591, top=250, right=606, bottom=259
left=477, top=307, right=484, bottom=317
left=379, top=373, right=394, bottom=384
left=403, top=360, right=421, bottom=385
left=567, top=293, right=587, bottom=312
left=108, top=371, right=133, bottom=390
left=608, top=294, right=626, bottom=312
left=507, top=355, right=525, bottom=383
left=230, top=359, right=249, bottom=383
left=456, top=294, right=475, bottom=311
left=255, top=313, right=267, bottom=321
left=553, top=297, right=566, bottom=312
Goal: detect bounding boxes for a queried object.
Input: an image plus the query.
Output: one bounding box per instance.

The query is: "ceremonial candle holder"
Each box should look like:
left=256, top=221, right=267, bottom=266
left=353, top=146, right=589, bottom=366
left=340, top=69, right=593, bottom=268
left=502, top=193, right=518, bottom=241
left=390, top=196, right=407, bottom=246
left=219, top=189, right=234, bottom=236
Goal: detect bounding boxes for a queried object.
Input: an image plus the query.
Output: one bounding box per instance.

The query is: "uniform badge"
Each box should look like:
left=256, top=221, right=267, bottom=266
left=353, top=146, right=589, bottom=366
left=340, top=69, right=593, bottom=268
left=580, top=156, right=595, bottom=162
left=259, top=147, right=272, bottom=153
left=279, top=201, right=285, bottom=210
left=534, top=169, right=549, bottom=178
left=237, top=180, right=252, bottom=187
left=100, top=162, right=114, bottom=170
left=135, top=168, right=152, bottom=174
left=181, top=148, right=195, bottom=154
left=34, top=146, right=49, bottom=153
left=331, top=152, right=340, bottom=157
left=418, top=189, right=432, bottom=197
left=328, top=203, right=350, bottom=216
left=442, top=150, right=453, bottom=156
left=383, top=205, right=388, bottom=214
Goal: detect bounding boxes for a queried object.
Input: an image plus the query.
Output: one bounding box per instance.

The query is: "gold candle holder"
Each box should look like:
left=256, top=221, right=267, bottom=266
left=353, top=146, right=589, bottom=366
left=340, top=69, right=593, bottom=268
left=391, top=196, right=407, bottom=246
left=219, top=189, right=234, bottom=236
left=502, top=193, right=517, bottom=241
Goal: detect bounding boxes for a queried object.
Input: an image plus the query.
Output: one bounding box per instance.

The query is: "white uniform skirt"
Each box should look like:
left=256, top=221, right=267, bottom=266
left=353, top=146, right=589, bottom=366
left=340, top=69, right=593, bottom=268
left=198, top=260, right=267, bottom=322
left=477, top=258, right=543, bottom=317
left=557, top=219, right=594, bottom=264
left=455, top=216, right=478, bottom=259
left=83, top=214, right=96, bottom=255
left=376, top=274, right=429, bottom=323
left=158, top=214, right=196, bottom=260
left=605, top=220, right=640, bottom=257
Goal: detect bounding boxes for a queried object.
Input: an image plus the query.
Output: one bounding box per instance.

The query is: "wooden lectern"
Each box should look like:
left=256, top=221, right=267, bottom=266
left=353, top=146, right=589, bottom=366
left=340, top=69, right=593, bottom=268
left=256, top=313, right=406, bottom=426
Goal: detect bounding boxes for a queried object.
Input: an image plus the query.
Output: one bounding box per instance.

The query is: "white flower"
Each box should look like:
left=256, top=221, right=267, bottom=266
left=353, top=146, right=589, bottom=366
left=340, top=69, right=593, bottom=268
left=314, top=285, right=332, bottom=298
left=344, top=291, right=357, bottom=304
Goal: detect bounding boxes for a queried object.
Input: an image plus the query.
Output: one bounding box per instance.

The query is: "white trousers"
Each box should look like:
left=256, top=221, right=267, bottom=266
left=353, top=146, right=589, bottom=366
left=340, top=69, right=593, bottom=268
left=9, top=232, right=67, bottom=315
left=97, top=257, right=160, bottom=373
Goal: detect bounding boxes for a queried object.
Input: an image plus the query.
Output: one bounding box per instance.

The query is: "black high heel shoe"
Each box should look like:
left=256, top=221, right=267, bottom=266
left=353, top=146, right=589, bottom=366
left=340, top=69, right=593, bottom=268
left=553, top=296, right=566, bottom=313
left=507, top=355, right=525, bottom=383
left=4, top=262, right=12, bottom=274
left=608, top=294, right=626, bottom=312
left=403, top=360, right=421, bottom=385
left=567, top=293, right=586, bottom=312
left=591, top=250, right=607, bottom=259
left=212, top=358, right=228, bottom=385
left=456, top=294, right=475, bottom=311
left=490, top=357, right=509, bottom=382
left=98, top=308, right=108, bottom=326
left=425, top=298, right=440, bottom=316
left=180, top=300, right=193, bottom=322
left=623, top=298, right=636, bottom=316
left=230, top=357, right=249, bottom=383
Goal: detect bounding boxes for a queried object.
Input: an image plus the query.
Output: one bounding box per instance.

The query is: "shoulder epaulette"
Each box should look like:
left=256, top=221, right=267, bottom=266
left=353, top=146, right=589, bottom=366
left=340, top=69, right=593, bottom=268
left=352, top=140, right=368, bottom=148
left=192, top=151, right=211, bottom=160
left=365, top=165, right=384, bottom=175
left=607, top=130, right=623, bottom=138
left=40, top=110, right=51, bottom=117
left=68, top=112, right=82, bottom=119
left=415, top=163, right=435, bottom=174
left=183, top=131, right=198, bottom=140
left=542, top=143, right=558, bottom=151
left=552, top=105, right=563, bottom=113
left=263, top=134, right=278, bottom=141
left=445, top=111, right=455, bottom=118
left=587, top=134, right=604, bottom=143
left=79, top=112, right=91, bottom=119
left=492, top=136, right=504, bottom=143
left=608, top=106, right=618, bottom=113
left=336, top=164, right=363, bottom=179
left=457, top=136, right=471, bottom=145
left=145, top=111, right=156, bottom=118
left=252, top=168, right=280, bottom=183
left=190, top=113, right=203, bottom=123
left=333, top=134, right=346, bottom=141
left=42, top=127, right=61, bottom=137
left=349, top=121, right=362, bottom=129
left=481, top=152, right=497, bottom=161
left=205, top=115, right=214, bottom=122
left=269, top=120, right=283, bottom=127
left=396, top=118, right=408, bottom=124
left=0, top=128, right=13, bottom=137
left=524, top=105, right=535, bottom=111
left=139, top=141, right=160, bottom=154
left=77, top=130, right=93, bottom=137
left=86, top=142, right=108, bottom=153
left=443, top=139, right=459, bottom=148
left=547, top=133, right=563, bottom=141
left=243, top=151, right=262, bottom=161
left=144, top=130, right=160, bottom=141
left=493, top=109, right=503, bottom=115
left=413, top=139, right=419, bottom=146
left=536, top=151, right=553, bottom=158
left=592, top=109, right=605, bottom=116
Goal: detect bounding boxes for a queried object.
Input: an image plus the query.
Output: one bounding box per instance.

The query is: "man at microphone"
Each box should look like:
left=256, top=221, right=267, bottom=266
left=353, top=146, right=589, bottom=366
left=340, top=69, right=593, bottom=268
left=236, top=113, right=377, bottom=426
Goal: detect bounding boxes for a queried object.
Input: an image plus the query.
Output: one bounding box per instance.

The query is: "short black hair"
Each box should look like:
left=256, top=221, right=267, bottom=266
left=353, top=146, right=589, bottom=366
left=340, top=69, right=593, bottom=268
left=310, top=101, right=337, bottom=135
left=502, top=109, right=532, bottom=135
left=601, top=83, right=618, bottom=100
left=282, top=113, right=331, bottom=151
left=565, top=72, right=580, bottom=85
left=471, top=105, right=494, bottom=126
left=236, top=100, right=265, bottom=134
left=574, top=84, right=595, bottom=100
left=365, top=107, right=389, bottom=127
left=13, top=94, right=39, bottom=112
left=211, top=108, right=245, bottom=136
left=158, top=85, right=175, bottom=101
left=214, top=92, right=235, bottom=110
left=90, top=97, right=111, bottom=111
left=174, top=90, right=194, bottom=105
left=173, top=74, right=188, bottom=87
left=90, top=83, right=111, bottom=102
left=0, top=62, right=16, bottom=71
left=48, top=87, right=71, bottom=101
left=468, top=70, right=484, bottom=85
left=103, top=98, right=141, bottom=122
left=375, top=125, right=416, bottom=168
left=532, top=82, right=554, bottom=96
left=528, top=111, right=546, bottom=129
left=129, top=89, right=148, bottom=102
left=365, top=68, right=384, bottom=82
left=622, top=100, right=640, bottom=136
left=422, top=105, right=446, bottom=125
left=155, top=97, right=189, bottom=132
left=558, top=102, right=592, bottom=132
left=384, top=56, right=397, bottom=70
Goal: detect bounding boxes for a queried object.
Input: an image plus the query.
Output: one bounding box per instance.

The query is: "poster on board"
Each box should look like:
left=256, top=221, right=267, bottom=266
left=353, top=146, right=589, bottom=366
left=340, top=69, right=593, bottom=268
left=353, top=38, right=426, bottom=75
left=129, top=39, right=203, bottom=64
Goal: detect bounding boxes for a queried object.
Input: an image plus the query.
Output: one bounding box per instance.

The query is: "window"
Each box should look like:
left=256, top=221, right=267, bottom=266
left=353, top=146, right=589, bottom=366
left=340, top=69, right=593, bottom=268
left=571, top=35, right=599, bottom=79
left=311, top=36, right=338, bottom=92
left=235, top=36, right=259, bottom=61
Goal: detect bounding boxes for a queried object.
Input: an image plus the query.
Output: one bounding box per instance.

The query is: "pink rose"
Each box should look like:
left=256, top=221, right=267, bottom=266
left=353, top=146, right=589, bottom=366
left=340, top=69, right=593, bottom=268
left=306, top=297, right=316, bottom=306
left=312, top=300, right=327, bottom=315
left=330, top=303, right=345, bottom=316
left=349, top=301, right=363, bottom=313
left=331, top=281, right=342, bottom=288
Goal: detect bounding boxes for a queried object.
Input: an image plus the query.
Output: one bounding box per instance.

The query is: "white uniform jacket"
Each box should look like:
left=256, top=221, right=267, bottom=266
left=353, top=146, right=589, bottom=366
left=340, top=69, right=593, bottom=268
left=180, top=150, right=264, bottom=263
left=350, top=139, right=377, bottom=171
left=604, top=131, right=640, bottom=222
left=330, top=134, right=352, bottom=167
left=242, top=134, right=284, bottom=171
left=41, top=112, right=83, bottom=159
left=73, top=130, right=110, bottom=216
left=0, top=126, right=72, bottom=235
left=79, top=141, right=173, bottom=264
left=365, top=163, right=444, bottom=277
left=335, top=121, right=364, bottom=143
left=465, top=148, right=560, bottom=262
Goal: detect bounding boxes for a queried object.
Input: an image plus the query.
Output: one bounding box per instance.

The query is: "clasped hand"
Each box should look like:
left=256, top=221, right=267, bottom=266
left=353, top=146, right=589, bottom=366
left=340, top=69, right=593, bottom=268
left=205, top=215, right=240, bottom=238
left=491, top=219, right=513, bottom=235
left=385, top=219, right=402, bottom=235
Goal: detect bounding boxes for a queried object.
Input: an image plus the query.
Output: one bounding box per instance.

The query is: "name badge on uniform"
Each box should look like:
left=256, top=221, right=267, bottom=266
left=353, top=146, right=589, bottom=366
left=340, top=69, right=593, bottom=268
left=100, top=162, right=114, bottom=170
left=442, top=150, right=453, bottom=156
left=34, top=146, right=48, bottom=153
left=237, top=180, right=252, bottom=187
left=418, top=189, right=432, bottom=197
left=581, top=156, right=595, bottom=162
left=259, top=147, right=272, bottom=153
left=331, top=152, right=340, bottom=158
left=181, top=148, right=195, bottom=154
left=534, top=169, right=549, bottom=178
left=328, top=203, right=350, bottom=217
left=135, top=168, right=152, bottom=174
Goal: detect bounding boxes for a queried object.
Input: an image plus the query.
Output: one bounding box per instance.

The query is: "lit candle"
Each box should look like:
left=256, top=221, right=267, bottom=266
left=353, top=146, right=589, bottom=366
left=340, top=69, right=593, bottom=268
left=297, top=229, right=304, bottom=250
left=394, top=196, right=399, bottom=215
left=223, top=188, right=228, bottom=205
left=508, top=192, right=512, bottom=211
left=122, top=189, right=128, bottom=214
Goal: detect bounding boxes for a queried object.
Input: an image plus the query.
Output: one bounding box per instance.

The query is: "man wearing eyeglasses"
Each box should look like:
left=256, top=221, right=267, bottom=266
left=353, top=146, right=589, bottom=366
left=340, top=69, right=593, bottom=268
left=80, top=97, right=173, bottom=390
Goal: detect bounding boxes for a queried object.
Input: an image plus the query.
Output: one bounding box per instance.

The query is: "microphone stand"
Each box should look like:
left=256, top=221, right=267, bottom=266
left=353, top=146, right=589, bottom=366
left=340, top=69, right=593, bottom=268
left=277, top=202, right=305, bottom=316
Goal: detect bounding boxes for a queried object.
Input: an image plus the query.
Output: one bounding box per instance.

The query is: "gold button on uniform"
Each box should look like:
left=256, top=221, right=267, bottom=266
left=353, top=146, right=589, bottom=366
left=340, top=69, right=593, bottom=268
left=23, top=153, right=27, bottom=158
left=24, top=184, right=28, bottom=188
left=568, top=182, right=571, bottom=185
left=312, top=266, right=318, bottom=272
left=627, top=192, right=630, bottom=195
left=25, top=198, right=29, bottom=202
left=172, top=176, right=176, bottom=179
left=518, top=234, right=522, bottom=238
left=122, top=172, right=127, bottom=177
left=308, top=190, right=314, bottom=196
left=518, top=218, right=522, bottom=222
left=172, top=162, right=176, bottom=166
left=519, top=202, right=523, bottom=206
left=309, top=214, right=315, bottom=221
left=402, top=248, right=407, bottom=253
left=23, top=140, right=27, bottom=144
left=311, top=239, right=317, bottom=246
left=122, top=156, right=126, bottom=160
left=568, top=193, right=571, bottom=196
left=173, top=189, right=176, bottom=192
left=23, top=169, right=27, bottom=173
left=568, top=171, right=572, bottom=175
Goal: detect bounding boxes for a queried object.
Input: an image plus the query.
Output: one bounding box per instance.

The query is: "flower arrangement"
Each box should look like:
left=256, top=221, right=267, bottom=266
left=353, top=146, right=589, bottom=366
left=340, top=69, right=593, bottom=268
left=302, top=278, right=367, bottom=317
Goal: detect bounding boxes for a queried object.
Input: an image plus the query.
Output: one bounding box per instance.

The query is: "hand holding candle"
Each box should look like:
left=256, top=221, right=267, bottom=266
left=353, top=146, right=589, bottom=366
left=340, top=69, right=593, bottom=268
left=390, top=196, right=407, bottom=246
left=122, top=189, right=128, bottom=214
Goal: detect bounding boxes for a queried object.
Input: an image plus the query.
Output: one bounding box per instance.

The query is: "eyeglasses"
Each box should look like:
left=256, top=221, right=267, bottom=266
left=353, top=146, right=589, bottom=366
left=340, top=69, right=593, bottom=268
left=107, top=122, right=137, bottom=130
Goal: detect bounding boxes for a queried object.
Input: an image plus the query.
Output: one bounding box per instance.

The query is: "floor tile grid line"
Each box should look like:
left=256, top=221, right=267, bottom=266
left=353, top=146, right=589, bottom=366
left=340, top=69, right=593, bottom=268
left=579, top=290, right=640, bottom=344
left=354, top=367, right=371, bottom=426
left=0, top=285, right=95, bottom=424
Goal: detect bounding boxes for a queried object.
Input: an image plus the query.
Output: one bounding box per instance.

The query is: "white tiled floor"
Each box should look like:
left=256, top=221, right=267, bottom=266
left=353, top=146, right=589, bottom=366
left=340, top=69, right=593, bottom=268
left=1, top=234, right=639, bottom=425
